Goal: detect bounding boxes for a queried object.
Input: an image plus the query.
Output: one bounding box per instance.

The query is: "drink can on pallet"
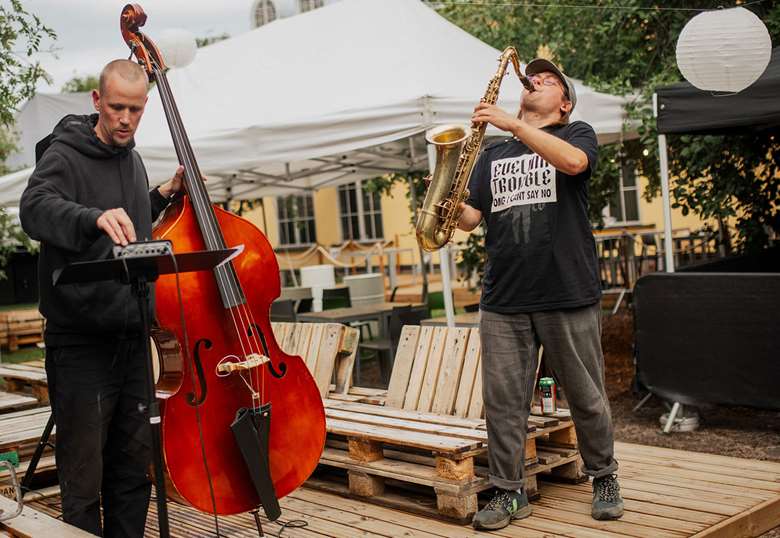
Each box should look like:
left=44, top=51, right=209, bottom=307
left=539, top=377, right=557, bottom=415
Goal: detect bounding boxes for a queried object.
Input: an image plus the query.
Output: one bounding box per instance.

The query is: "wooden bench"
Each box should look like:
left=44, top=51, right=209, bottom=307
left=313, top=325, right=583, bottom=522
left=0, top=310, right=45, bottom=352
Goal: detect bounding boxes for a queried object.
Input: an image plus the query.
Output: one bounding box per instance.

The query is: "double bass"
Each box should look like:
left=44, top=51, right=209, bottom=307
left=120, top=4, right=326, bottom=517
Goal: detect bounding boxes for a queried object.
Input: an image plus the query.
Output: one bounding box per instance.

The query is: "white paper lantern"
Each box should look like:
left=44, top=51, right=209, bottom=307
left=676, top=7, right=771, bottom=93
left=156, top=29, right=197, bottom=69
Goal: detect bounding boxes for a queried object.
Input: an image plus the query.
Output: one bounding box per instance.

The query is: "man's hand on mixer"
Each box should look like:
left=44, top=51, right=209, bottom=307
left=96, top=208, right=136, bottom=246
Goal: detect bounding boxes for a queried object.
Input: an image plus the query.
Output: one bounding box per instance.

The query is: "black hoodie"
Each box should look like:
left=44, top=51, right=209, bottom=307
left=20, top=114, right=170, bottom=345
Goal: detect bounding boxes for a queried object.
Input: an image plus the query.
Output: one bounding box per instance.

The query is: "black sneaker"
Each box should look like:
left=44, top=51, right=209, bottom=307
left=592, top=474, right=624, bottom=520
left=472, top=488, right=532, bottom=530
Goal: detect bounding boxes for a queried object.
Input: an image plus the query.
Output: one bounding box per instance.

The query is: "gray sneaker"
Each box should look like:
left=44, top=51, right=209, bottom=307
left=592, top=474, right=624, bottom=520
left=472, top=488, right=532, bottom=530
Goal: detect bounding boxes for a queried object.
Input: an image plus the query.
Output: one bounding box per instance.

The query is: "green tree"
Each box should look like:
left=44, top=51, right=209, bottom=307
left=0, top=0, right=56, bottom=126
left=437, top=0, right=780, bottom=255
left=0, top=0, right=53, bottom=277
left=61, top=74, right=99, bottom=93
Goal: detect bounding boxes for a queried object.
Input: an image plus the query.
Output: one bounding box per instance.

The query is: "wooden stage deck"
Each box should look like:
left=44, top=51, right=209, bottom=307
left=11, top=441, right=780, bottom=538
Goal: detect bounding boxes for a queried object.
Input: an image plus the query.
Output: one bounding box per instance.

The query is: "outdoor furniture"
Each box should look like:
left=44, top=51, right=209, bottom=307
left=421, top=311, right=480, bottom=328
left=321, top=286, right=351, bottom=310
left=296, top=302, right=424, bottom=343
left=269, top=299, right=297, bottom=322
left=357, top=305, right=429, bottom=386
left=317, top=325, right=581, bottom=521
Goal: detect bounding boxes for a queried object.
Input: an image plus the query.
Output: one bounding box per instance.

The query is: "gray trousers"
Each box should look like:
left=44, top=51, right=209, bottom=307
left=480, top=303, right=618, bottom=490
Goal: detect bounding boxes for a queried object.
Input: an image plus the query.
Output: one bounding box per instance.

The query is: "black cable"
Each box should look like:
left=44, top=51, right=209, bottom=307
left=168, top=249, right=223, bottom=537
left=273, top=519, right=308, bottom=537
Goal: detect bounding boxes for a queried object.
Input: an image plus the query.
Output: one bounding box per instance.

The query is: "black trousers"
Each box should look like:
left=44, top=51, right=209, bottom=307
left=46, top=338, right=152, bottom=537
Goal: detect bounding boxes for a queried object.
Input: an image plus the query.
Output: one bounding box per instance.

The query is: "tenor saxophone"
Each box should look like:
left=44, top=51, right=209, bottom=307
left=415, top=47, right=535, bottom=252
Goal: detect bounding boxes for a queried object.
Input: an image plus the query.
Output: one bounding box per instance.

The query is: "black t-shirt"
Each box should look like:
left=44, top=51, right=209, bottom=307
left=466, top=120, right=601, bottom=313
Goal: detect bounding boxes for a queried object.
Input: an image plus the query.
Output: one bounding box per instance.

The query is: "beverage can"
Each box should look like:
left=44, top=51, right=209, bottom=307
left=539, top=377, right=557, bottom=415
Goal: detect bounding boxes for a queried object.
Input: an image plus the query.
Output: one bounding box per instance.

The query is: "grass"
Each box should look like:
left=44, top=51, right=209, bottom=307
left=0, top=346, right=44, bottom=364
left=0, top=303, right=37, bottom=313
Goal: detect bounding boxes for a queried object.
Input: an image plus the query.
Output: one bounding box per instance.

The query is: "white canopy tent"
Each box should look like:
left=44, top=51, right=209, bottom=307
left=2, top=0, right=630, bottom=205
left=0, top=0, right=633, bottom=325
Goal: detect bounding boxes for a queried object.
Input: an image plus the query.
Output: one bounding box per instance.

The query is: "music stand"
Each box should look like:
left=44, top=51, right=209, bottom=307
left=52, top=247, right=239, bottom=538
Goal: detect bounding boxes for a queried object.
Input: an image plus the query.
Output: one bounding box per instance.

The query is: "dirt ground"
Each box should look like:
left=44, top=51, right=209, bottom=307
left=602, top=310, right=780, bottom=537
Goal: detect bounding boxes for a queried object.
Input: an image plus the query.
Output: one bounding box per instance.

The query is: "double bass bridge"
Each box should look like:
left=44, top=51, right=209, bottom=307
left=216, top=353, right=270, bottom=375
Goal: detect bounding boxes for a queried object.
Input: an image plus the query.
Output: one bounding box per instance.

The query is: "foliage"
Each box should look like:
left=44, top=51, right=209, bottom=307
left=0, top=0, right=56, bottom=127
left=431, top=0, right=780, bottom=282
left=61, top=74, right=99, bottom=93
left=363, top=171, right=427, bottom=224
left=0, top=207, right=38, bottom=280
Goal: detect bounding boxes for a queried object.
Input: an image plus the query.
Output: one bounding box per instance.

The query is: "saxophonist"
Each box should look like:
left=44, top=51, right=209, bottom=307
left=457, top=58, right=624, bottom=531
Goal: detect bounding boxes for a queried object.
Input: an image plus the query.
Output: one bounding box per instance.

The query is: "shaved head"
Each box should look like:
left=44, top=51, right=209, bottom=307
left=99, top=59, right=148, bottom=95
left=92, top=59, right=149, bottom=146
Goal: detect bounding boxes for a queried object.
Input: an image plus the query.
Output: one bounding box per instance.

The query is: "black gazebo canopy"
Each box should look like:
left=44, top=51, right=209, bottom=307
left=656, top=46, right=780, bottom=135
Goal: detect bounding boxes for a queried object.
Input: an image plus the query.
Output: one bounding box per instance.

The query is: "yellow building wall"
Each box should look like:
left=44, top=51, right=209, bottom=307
left=313, top=188, right=341, bottom=246
left=634, top=175, right=716, bottom=234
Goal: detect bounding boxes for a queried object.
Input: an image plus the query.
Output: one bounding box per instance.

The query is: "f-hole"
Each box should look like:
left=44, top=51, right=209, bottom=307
left=186, top=339, right=210, bottom=406
left=248, top=323, right=286, bottom=379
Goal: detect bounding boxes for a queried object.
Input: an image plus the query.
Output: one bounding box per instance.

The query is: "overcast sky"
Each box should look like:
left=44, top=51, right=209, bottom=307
left=23, top=0, right=257, bottom=91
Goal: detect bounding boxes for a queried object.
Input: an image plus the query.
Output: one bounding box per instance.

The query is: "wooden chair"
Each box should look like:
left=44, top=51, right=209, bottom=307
left=269, top=299, right=297, bottom=322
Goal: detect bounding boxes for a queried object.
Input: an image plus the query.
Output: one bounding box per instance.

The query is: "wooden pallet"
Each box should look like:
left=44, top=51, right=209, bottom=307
left=0, top=364, right=47, bottom=404
left=314, top=398, right=582, bottom=522
left=0, top=310, right=44, bottom=352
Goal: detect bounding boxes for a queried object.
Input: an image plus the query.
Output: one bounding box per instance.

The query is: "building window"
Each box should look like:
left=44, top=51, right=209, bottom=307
left=253, top=0, right=277, bottom=28
left=338, top=180, right=383, bottom=241
left=606, top=161, right=640, bottom=225
left=277, top=194, right=316, bottom=246
left=299, top=0, right=324, bottom=12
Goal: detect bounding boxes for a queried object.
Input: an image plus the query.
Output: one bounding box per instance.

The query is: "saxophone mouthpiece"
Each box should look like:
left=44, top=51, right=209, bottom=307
left=521, top=76, right=536, bottom=92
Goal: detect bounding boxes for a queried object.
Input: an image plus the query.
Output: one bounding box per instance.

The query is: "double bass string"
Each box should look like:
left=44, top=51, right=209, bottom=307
left=155, top=68, right=268, bottom=409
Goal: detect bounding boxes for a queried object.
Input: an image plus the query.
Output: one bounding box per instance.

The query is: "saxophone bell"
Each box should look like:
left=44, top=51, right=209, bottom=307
left=415, top=124, right=471, bottom=252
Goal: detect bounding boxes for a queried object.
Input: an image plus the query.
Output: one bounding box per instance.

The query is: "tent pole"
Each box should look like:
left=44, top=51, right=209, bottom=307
left=407, top=137, right=429, bottom=302
left=654, top=93, right=675, bottom=273
left=427, top=143, right=455, bottom=327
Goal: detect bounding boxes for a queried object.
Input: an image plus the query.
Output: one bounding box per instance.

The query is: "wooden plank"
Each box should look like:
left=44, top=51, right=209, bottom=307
left=0, top=495, right=94, bottom=538
left=292, top=322, right=314, bottom=358
left=620, top=468, right=771, bottom=503
left=466, top=355, right=483, bottom=419
left=402, top=326, right=434, bottom=411
left=453, top=329, right=480, bottom=418
left=326, top=418, right=481, bottom=453
left=541, top=483, right=723, bottom=526
left=430, top=328, right=469, bottom=416
left=531, top=504, right=687, bottom=538
left=325, top=399, right=488, bottom=429
left=416, top=327, right=448, bottom=412
left=312, top=324, right=343, bottom=398
left=693, top=496, right=780, bottom=537
left=385, top=325, right=420, bottom=408
left=533, top=495, right=707, bottom=535
left=304, top=323, right=325, bottom=374
left=0, top=392, right=38, bottom=413
left=620, top=458, right=780, bottom=493
left=615, top=441, right=780, bottom=474
left=325, top=408, right=488, bottom=442
left=322, top=447, right=485, bottom=493
left=332, top=326, right=358, bottom=395
left=614, top=446, right=780, bottom=483
left=280, top=495, right=448, bottom=538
